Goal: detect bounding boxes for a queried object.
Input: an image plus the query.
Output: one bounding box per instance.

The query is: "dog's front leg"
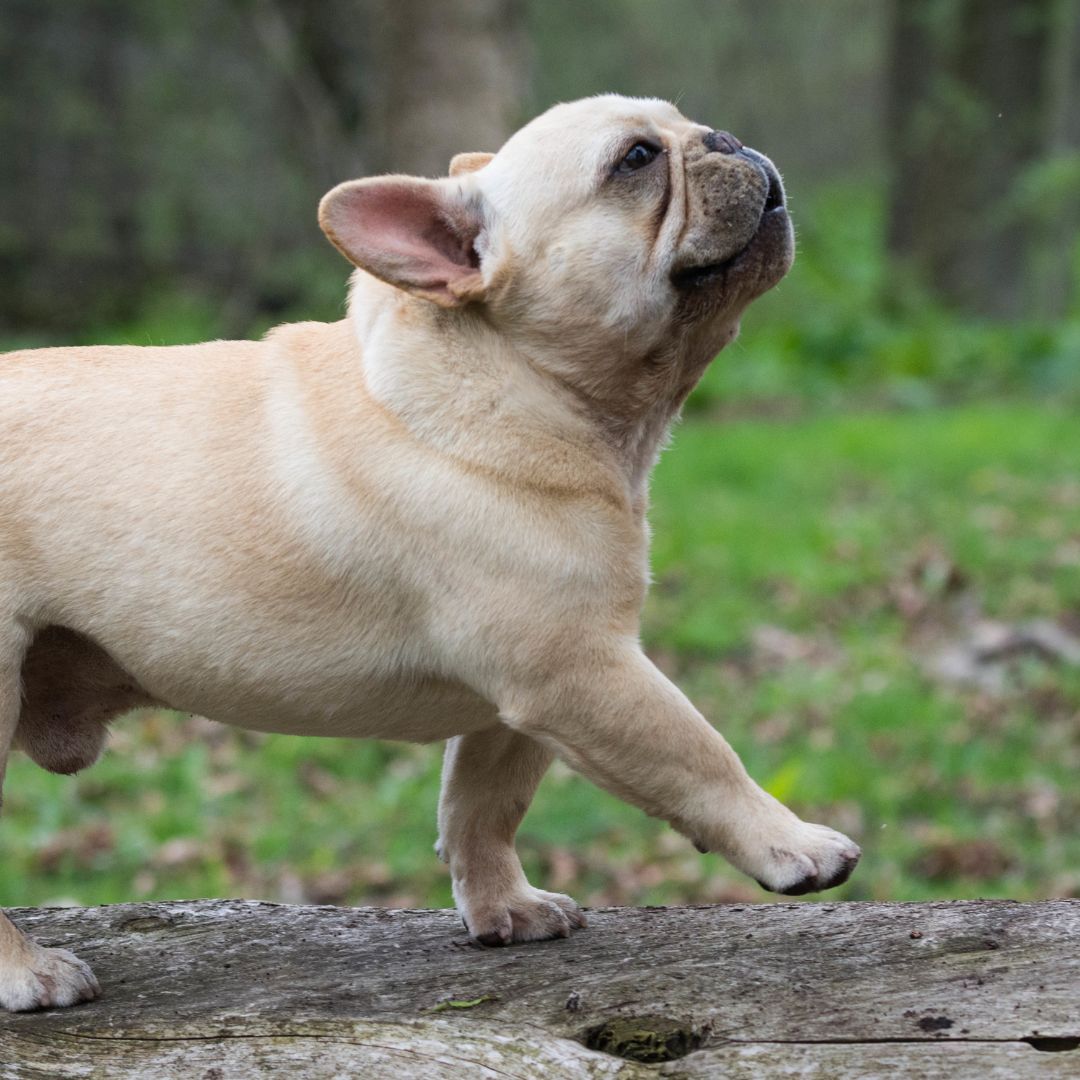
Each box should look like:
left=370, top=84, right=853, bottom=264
left=437, top=726, right=586, bottom=945
left=0, top=624, right=100, bottom=1011
left=498, top=644, right=860, bottom=896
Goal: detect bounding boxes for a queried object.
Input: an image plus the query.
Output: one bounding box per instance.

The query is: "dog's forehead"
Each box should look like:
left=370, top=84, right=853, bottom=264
left=502, top=95, right=692, bottom=163
left=475, top=96, right=696, bottom=214
left=516, top=95, right=682, bottom=152
left=528, top=95, right=688, bottom=135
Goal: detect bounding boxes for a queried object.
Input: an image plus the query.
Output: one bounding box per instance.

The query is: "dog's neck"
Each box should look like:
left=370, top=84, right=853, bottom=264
left=348, top=277, right=724, bottom=508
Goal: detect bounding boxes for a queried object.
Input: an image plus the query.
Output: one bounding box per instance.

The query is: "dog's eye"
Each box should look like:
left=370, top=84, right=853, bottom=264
left=618, top=142, right=661, bottom=173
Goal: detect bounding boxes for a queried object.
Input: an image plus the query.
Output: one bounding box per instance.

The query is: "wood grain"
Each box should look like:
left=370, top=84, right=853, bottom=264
left=1, top=899, right=1078, bottom=1077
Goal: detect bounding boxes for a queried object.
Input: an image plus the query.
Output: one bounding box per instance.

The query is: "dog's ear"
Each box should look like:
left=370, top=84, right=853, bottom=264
left=318, top=176, right=486, bottom=307
left=449, top=152, right=494, bottom=177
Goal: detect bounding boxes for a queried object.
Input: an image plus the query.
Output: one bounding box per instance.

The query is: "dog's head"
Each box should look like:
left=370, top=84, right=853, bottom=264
left=320, top=95, right=793, bottom=402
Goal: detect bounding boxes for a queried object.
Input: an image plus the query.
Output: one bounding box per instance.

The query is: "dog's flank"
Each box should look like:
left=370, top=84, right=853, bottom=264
left=0, top=95, right=855, bottom=1012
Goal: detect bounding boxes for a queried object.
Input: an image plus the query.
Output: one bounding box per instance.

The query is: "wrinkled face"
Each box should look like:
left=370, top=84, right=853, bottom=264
left=320, top=95, right=794, bottom=404
left=474, top=95, right=794, bottom=365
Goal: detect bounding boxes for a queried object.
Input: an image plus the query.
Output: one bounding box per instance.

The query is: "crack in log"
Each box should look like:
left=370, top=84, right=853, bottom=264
left=1024, top=1036, right=1080, bottom=1052
left=712, top=1036, right=1079, bottom=1050
left=27, top=1030, right=1079, bottom=1049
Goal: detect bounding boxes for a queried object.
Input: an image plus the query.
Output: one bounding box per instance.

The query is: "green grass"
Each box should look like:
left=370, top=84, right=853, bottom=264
left=5, top=402, right=1079, bottom=910
left=648, top=404, right=1080, bottom=902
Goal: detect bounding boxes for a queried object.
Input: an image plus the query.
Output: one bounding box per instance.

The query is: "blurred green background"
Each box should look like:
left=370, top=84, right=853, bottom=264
left=2, top=0, right=1079, bottom=911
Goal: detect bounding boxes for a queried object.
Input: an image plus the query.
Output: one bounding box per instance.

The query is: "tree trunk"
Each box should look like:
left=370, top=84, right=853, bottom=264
left=886, top=0, right=1076, bottom=318
left=2, top=899, right=1079, bottom=1077
left=1033, top=0, right=1080, bottom=313
left=363, top=0, right=528, bottom=176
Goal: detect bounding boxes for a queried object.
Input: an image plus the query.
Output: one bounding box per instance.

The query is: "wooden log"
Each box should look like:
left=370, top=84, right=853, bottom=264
left=1, top=899, right=1078, bottom=1077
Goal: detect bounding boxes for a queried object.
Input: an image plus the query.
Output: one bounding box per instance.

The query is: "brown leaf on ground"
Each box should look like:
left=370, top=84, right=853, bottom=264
left=890, top=543, right=970, bottom=624
left=702, top=879, right=762, bottom=904
left=222, top=836, right=252, bottom=882
left=1052, top=539, right=1080, bottom=568
left=750, top=625, right=841, bottom=671
left=303, top=868, right=360, bottom=905
left=34, top=823, right=115, bottom=874
left=152, top=837, right=207, bottom=869
left=543, top=846, right=583, bottom=892
left=912, top=838, right=1014, bottom=883
left=894, top=543, right=1080, bottom=694
left=298, top=761, right=340, bottom=798
left=923, top=617, right=1080, bottom=694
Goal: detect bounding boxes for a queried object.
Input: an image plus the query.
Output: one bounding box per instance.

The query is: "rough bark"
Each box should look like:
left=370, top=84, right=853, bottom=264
left=363, top=0, right=528, bottom=176
left=1, top=899, right=1078, bottom=1077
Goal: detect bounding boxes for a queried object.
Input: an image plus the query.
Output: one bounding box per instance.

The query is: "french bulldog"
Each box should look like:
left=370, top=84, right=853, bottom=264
left=0, top=95, right=859, bottom=1011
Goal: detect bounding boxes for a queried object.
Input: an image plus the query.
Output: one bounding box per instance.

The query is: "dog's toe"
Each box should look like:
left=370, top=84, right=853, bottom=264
left=754, top=824, right=861, bottom=896
left=463, top=887, right=587, bottom=946
left=0, top=946, right=101, bottom=1012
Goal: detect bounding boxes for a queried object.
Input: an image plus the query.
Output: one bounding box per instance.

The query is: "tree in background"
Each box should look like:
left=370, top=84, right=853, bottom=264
left=252, top=0, right=526, bottom=178
left=365, top=0, right=527, bottom=176
left=0, top=0, right=525, bottom=340
left=886, top=0, right=1080, bottom=319
left=3, top=1, right=1075, bottom=341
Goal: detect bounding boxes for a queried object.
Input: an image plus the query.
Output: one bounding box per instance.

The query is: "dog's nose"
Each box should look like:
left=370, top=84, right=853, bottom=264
left=703, top=130, right=743, bottom=154
left=736, top=146, right=786, bottom=212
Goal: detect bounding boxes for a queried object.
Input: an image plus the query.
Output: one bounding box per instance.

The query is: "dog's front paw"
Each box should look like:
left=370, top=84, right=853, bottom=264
left=457, top=885, right=587, bottom=946
left=0, top=945, right=101, bottom=1012
left=750, top=822, right=861, bottom=896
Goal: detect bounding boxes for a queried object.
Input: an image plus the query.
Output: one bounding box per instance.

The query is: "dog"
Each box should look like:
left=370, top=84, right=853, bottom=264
left=0, top=95, right=860, bottom=1011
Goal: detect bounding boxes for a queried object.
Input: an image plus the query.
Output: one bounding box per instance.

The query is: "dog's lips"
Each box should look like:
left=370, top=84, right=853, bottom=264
left=672, top=152, right=789, bottom=291
left=671, top=204, right=789, bottom=290
left=670, top=243, right=748, bottom=289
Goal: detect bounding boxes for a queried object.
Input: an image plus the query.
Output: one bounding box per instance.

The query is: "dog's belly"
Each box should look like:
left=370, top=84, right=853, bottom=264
left=22, top=626, right=500, bottom=747
left=197, top=674, right=500, bottom=742
left=138, top=649, right=500, bottom=743
left=88, top=600, right=501, bottom=741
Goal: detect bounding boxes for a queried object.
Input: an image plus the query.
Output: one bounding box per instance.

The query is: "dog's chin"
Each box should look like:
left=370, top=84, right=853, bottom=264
left=672, top=206, right=794, bottom=310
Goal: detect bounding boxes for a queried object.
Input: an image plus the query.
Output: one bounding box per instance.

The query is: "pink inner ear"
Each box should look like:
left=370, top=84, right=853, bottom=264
left=321, top=178, right=481, bottom=302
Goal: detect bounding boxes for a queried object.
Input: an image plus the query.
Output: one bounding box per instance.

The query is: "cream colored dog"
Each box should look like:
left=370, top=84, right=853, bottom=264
left=0, top=95, right=860, bottom=1011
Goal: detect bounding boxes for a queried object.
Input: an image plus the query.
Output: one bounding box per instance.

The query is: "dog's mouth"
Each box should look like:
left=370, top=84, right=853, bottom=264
left=671, top=156, right=787, bottom=291
left=670, top=246, right=752, bottom=290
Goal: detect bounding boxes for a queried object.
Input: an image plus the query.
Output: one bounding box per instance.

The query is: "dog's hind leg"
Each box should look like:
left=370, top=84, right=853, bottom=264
left=0, top=618, right=100, bottom=1011
left=437, top=725, right=586, bottom=945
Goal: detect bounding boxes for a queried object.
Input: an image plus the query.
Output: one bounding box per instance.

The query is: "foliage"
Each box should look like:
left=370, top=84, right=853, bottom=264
left=694, top=186, right=1080, bottom=413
